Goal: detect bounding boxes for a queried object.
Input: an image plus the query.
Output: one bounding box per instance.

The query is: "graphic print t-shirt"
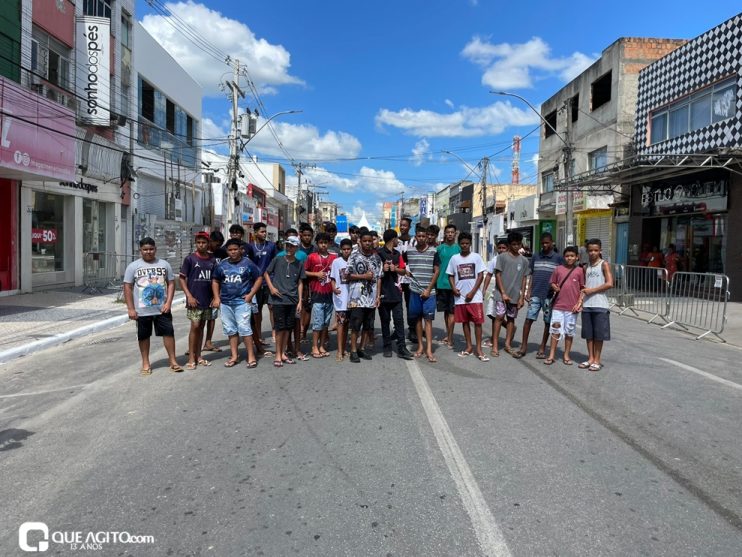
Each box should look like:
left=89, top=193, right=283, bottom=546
left=180, top=252, right=216, bottom=308
left=305, top=252, right=337, bottom=303
left=347, top=250, right=382, bottom=309
left=124, top=258, right=175, bottom=316
left=213, top=257, right=261, bottom=305
left=446, top=253, right=486, bottom=305
left=329, top=257, right=350, bottom=311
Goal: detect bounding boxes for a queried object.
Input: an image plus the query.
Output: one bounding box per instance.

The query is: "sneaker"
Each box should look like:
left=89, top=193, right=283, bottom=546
left=358, top=350, right=373, bottom=361
left=397, top=349, right=414, bottom=361
left=383, top=349, right=393, bottom=358
left=349, top=352, right=361, bottom=363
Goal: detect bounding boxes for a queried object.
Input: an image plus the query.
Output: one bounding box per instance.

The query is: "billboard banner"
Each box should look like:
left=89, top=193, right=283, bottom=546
left=336, top=214, right=348, bottom=233
left=76, top=16, right=111, bottom=126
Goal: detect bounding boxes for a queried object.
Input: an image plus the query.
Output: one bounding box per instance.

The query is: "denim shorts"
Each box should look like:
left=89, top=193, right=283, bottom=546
left=526, top=296, right=552, bottom=323
left=549, top=309, right=577, bottom=340
left=310, top=301, right=334, bottom=331
left=409, top=292, right=436, bottom=321
left=221, top=302, right=254, bottom=337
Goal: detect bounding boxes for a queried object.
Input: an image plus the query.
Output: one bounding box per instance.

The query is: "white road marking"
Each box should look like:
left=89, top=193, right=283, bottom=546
left=0, top=384, right=90, bottom=399
left=406, top=360, right=512, bottom=557
left=658, top=358, right=742, bottom=392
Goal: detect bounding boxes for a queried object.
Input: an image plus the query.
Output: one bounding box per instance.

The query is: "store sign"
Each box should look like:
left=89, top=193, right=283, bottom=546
left=0, top=77, right=75, bottom=180
left=32, top=228, right=58, bottom=244
left=59, top=179, right=99, bottom=194
left=641, top=179, right=728, bottom=215
left=76, top=16, right=111, bottom=126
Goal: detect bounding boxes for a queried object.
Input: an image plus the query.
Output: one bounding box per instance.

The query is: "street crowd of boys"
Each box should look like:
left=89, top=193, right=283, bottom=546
left=123, top=217, right=613, bottom=376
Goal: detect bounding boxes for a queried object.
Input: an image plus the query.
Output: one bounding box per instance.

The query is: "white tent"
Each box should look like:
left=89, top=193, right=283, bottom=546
left=356, top=212, right=370, bottom=229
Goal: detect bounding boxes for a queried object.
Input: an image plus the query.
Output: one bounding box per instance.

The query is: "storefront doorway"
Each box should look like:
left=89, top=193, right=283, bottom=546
left=0, top=180, right=18, bottom=292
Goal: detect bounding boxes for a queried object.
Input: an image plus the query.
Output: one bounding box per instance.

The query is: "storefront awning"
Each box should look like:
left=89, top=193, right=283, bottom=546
left=554, top=152, right=742, bottom=194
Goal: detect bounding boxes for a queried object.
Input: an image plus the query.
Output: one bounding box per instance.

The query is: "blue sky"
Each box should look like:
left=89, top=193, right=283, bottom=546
left=136, top=0, right=741, bottom=226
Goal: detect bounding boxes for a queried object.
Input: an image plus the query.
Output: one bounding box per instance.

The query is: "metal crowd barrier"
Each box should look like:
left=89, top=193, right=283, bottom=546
left=661, top=272, right=729, bottom=340
left=614, top=264, right=671, bottom=324
left=83, top=252, right=134, bottom=295
left=609, top=263, right=730, bottom=341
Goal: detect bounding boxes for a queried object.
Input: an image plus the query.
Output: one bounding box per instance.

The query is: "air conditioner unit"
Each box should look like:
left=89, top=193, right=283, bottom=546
left=30, top=73, right=42, bottom=86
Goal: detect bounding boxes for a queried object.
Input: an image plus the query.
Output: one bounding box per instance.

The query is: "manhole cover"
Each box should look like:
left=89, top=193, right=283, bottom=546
left=87, top=337, right=123, bottom=345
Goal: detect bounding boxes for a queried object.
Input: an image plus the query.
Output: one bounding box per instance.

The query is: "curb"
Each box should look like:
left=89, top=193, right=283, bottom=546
left=0, top=296, right=185, bottom=365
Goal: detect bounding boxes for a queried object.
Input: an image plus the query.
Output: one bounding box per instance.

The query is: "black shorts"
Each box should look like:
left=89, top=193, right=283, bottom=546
left=136, top=313, right=174, bottom=341
left=256, top=284, right=270, bottom=310
left=273, top=304, right=297, bottom=331
left=436, top=289, right=455, bottom=313
left=581, top=308, right=611, bottom=341
left=349, top=307, right=375, bottom=333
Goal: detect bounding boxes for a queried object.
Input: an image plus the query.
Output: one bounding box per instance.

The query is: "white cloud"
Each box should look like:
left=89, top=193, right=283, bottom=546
left=444, top=99, right=454, bottom=109
left=411, top=138, right=430, bottom=166
left=375, top=102, right=539, bottom=138
left=287, top=165, right=406, bottom=199
left=461, top=36, right=596, bottom=90
left=141, top=1, right=303, bottom=96
left=245, top=120, right=362, bottom=161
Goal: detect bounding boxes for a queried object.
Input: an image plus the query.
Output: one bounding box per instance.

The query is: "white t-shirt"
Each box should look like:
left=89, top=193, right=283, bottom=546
left=329, top=257, right=350, bottom=311
left=446, top=252, right=486, bottom=305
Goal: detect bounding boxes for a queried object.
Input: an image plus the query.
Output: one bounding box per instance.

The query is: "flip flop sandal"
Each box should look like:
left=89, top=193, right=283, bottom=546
left=562, top=359, right=574, bottom=365
left=296, top=354, right=309, bottom=361
left=224, top=360, right=239, bottom=368
left=140, top=368, right=152, bottom=376
left=319, top=352, right=330, bottom=358
left=273, top=360, right=284, bottom=368
left=185, top=363, right=197, bottom=370
left=246, top=361, right=258, bottom=368
left=589, top=363, right=602, bottom=372
left=477, top=354, right=490, bottom=362
left=282, top=358, right=296, bottom=365
left=578, top=361, right=591, bottom=369
left=543, top=358, right=555, bottom=365
left=490, top=350, right=500, bottom=357
left=203, top=346, right=223, bottom=352
left=503, top=346, right=514, bottom=355
left=482, top=339, right=493, bottom=347
left=335, top=354, right=345, bottom=362
left=458, top=351, right=472, bottom=358
left=427, top=355, right=438, bottom=363
left=311, top=353, right=324, bottom=359
left=512, top=351, right=525, bottom=359
left=170, top=364, right=185, bottom=373
left=197, top=359, right=212, bottom=367
left=535, top=352, right=547, bottom=359
left=414, top=352, right=424, bottom=359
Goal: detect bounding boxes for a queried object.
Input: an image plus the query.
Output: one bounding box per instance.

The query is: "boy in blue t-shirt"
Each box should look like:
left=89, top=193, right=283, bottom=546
left=212, top=239, right=263, bottom=368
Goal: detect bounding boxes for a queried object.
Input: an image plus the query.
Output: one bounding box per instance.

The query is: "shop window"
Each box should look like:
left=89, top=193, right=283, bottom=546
left=589, top=147, right=608, bottom=171
left=591, top=71, right=612, bottom=111
left=83, top=200, right=107, bottom=253
left=544, top=110, right=557, bottom=138
left=31, top=192, right=64, bottom=274
left=31, top=28, right=71, bottom=91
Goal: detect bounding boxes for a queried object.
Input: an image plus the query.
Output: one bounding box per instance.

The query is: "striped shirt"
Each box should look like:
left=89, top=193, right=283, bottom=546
left=403, top=246, right=440, bottom=295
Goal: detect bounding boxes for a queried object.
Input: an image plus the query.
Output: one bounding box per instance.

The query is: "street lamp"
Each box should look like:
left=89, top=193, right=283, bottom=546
left=239, top=109, right=302, bottom=150
left=490, top=91, right=575, bottom=245
left=443, top=150, right=490, bottom=254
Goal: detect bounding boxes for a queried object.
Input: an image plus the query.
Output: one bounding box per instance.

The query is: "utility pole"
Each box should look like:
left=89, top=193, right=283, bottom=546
left=225, top=59, right=245, bottom=229
left=292, top=162, right=315, bottom=226
left=480, top=156, right=489, bottom=255
left=562, top=99, right=575, bottom=246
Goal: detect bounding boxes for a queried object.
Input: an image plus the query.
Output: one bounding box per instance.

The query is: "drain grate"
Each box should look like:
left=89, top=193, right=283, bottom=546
left=87, top=337, right=123, bottom=345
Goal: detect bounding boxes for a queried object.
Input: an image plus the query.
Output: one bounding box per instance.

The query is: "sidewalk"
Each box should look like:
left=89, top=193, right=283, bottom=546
left=0, top=286, right=183, bottom=364
left=0, top=286, right=739, bottom=364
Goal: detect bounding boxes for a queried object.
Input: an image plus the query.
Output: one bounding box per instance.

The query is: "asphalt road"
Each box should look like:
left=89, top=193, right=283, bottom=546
left=1, top=306, right=741, bottom=556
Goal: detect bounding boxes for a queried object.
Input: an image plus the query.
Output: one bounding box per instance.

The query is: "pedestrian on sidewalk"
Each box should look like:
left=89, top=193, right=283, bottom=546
left=436, top=224, right=460, bottom=349
left=211, top=239, right=263, bottom=369
left=378, top=229, right=415, bottom=360
left=305, top=232, right=336, bottom=358
left=482, top=239, right=509, bottom=355
left=543, top=246, right=585, bottom=366
left=200, top=229, right=228, bottom=353
left=579, top=238, right=614, bottom=372
left=264, top=236, right=306, bottom=368
left=179, top=231, right=217, bottom=370
left=276, top=228, right=308, bottom=359
left=447, top=232, right=488, bottom=362
left=404, top=226, right=440, bottom=362
left=494, top=231, right=531, bottom=358
left=330, top=239, right=352, bottom=361
left=347, top=230, right=382, bottom=363
left=123, top=237, right=182, bottom=375
left=518, top=233, right=563, bottom=359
